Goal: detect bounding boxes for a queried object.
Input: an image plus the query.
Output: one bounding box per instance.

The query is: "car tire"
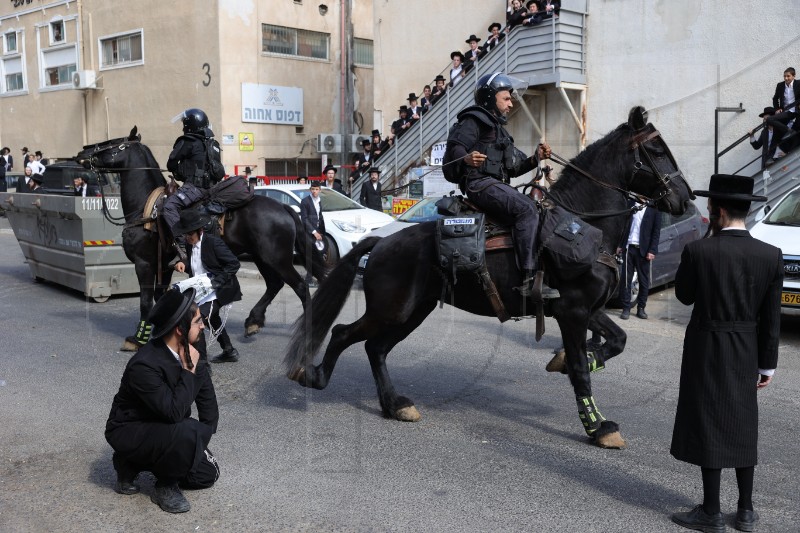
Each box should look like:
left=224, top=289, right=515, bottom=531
left=324, top=235, right=339, bottom=268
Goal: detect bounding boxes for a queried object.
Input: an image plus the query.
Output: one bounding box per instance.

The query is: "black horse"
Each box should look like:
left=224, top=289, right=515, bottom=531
left=283, top=107, right=694, bottom=448
left=77, top=127, right=327, bottom=351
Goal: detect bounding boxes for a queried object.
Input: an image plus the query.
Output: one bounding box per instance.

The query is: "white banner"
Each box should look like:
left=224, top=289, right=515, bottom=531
left=430, top=142, right=447, bottom=166
left=242, top=83, right=304, bottom=125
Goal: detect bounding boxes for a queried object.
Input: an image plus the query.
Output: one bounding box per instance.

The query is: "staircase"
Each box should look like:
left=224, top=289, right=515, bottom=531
left=354, top=3, right=588, bottom=195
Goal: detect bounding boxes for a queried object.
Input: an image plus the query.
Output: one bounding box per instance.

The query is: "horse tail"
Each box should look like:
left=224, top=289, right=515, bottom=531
left=283, top=236, right=381, bottom=373
left=281, top=203, right=328, bottom=282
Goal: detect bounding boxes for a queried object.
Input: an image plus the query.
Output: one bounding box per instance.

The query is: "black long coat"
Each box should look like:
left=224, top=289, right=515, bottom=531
left=183, top=233, right=242, bottom=307
left=670, top=230, right=782, bottom=468
left=300, top=194, right=325, bottom=236
left=105, top=339, right=219, bottom=479
left=359, top=180, right=383, bottom=211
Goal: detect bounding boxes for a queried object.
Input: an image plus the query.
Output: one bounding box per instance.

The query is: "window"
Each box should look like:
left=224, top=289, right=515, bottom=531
left=41, top=45, right=77, bottom=87
left=3, top=57, right=24, bottom=92
left=262, top=24, right=329, bottom=60
left=353, top=38, right=373, bottom=67
left=4, top=31, right=18, bottom=54
left=50, top=20, right=65, bottom=45
left=100, top=31, right=143, bottom=68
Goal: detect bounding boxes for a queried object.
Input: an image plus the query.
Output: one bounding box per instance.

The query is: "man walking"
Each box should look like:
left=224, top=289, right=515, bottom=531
left=300, top=182, right=326, bottom=285
left=359, top=167, right=383, bottom=212
left=617, top=199, right=660, bottom=320
left=670, top=174, right=782, bottom=533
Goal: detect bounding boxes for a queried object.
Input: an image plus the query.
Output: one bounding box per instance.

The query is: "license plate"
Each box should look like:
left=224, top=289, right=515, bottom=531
left=782, top=292, right=800, bottom=306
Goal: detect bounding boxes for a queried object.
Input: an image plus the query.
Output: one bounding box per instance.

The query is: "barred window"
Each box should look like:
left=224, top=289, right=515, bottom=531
left=262, top=24, right=329, bottom=60
left=353, top=38, right=373, bottom=67
left=100, top=31, right=143, bottom=68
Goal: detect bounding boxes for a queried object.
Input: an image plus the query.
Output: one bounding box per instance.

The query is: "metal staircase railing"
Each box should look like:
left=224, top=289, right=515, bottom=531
left=351, top=6, right=588, bottom=197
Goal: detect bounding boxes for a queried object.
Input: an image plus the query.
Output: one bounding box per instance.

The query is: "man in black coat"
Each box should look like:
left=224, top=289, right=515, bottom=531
left=670, top=175, right=782, bottom=533
left=106, top=288, right=220, bottom=513
left=765, top=67, right=800, bottom=144
left=749, top=106, right=785, bottom=165
left=300, top=182, right=326, bottom=284
left=617, top=200, right=660, bottom=320
left=322, top=164, right=344, bottom=194
left=359, top=167, right=383, bottom=211
left=173, top=209, right=242, bottom=363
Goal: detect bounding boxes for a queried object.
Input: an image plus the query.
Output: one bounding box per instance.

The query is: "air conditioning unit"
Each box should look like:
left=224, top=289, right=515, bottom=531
left=316, top=133, right=343, bottom=153
left=349, top=134, right=371, bottom=153
left=72, top=70, right=97, bottom=89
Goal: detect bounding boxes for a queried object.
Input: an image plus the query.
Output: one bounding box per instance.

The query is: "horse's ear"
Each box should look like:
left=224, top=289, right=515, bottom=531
left=628, top=106, right=648, bottom=130
left=128, top=126, right=138, bottom=140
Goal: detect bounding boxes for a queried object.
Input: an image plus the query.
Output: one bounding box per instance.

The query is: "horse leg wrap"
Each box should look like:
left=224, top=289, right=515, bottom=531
left=586, top=349, right=605, bottom=373
left=134, top=320, right=152, bottom=345
left=577, top=395, right=606, bottom=435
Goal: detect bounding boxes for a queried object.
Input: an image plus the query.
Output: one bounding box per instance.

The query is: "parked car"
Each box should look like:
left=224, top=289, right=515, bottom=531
left=254, top=184, right=394, bottom=265
left=356, top=197, right=709, bottom=297
left=749, top=183, right=800, bottom=316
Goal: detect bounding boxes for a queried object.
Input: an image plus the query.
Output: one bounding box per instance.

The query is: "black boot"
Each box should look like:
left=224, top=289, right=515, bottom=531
left=515, top=270, right=560, bottom=299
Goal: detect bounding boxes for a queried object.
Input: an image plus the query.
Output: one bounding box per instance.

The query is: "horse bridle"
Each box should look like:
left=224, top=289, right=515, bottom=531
left=80, top=138, right=166, bottom=173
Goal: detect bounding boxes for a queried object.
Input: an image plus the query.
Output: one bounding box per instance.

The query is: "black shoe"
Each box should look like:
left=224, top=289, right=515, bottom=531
left=211, top=348, right=239, bottom=363
left=671, top=505, right=725, bottom=532
left=112, top=452, right=139, bottom=495
left=735, top=508, right=759, bottom=532
left=619, top=309, right=630, bottom=320
left=151, top=483, right=190, bottom=513
left=636, top=307, right=648, bottom=319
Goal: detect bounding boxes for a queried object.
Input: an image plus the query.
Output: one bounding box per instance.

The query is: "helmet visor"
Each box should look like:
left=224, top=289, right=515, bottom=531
left=171, top=110, right=212, bottom=131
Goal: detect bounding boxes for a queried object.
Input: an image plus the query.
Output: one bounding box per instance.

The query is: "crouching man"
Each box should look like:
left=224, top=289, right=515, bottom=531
left=105, top=288, right=220, bottom=513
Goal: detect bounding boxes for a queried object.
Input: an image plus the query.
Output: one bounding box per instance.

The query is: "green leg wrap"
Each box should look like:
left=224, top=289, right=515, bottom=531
left=577, top=395, right=606, bottom=435
left=134, top=320, right=152, bottom=345
left=586, top=350, right=605, bottom=373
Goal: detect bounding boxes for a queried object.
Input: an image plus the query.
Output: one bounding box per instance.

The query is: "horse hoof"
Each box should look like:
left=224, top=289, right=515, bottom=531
left=245, top=324, right=260, bottom=337
left=545, top=349, right=567, bottom=374
left=287, top=367, right=305, bottom=383
left=395, top=406, right=421, bottom=422
left=595, top=431, right=626, bottom=449
left=121, top=339, right=141, bottom=352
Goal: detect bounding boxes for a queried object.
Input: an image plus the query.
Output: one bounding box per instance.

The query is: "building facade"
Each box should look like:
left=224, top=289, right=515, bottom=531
left=0, top=0, right=374, bottom=178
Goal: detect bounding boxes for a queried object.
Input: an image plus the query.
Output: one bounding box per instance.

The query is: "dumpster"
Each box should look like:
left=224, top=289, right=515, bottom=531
left=0, top=190, right=140, bottom=302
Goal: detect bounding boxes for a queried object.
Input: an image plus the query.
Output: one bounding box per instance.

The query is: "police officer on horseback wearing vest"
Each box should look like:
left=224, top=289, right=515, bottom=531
left=162, top=108, right=225, bottom=255
left=444, top=72, right=558, bottom=299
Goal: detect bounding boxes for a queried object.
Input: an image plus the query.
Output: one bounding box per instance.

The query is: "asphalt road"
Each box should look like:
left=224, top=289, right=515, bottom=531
left=1, top=216, right=799, bottom=532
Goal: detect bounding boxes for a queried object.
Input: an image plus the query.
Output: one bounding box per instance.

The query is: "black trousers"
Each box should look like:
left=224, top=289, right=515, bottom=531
left=765, top=110, right=798, bottom=138
left=199, top=300, right=233, bottom=356
left=467, top=180, right=538, bottom=271
left=619, top=244, right=652, bottom=310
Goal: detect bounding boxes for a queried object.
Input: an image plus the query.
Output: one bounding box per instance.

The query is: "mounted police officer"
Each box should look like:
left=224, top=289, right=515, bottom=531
left=443, top=72, right=557, bottom=299
left=162, top=108, right=226, bottom=256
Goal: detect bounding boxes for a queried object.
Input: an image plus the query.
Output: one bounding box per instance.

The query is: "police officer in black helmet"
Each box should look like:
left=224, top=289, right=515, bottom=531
left=444, top=72, right=557, bottom=299
left=162, top=108, right=226, bottom=255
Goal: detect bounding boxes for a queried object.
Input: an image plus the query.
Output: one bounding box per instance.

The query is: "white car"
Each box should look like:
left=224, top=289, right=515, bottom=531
left=750, top=183, right=800, bottom=316
left=254, top=184, right=394, bottom=264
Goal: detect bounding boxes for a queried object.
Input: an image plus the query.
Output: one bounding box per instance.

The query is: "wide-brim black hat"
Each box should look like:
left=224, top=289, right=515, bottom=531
left=323, top=164, right=337, bottom=174
left=399, top=105, right=408, bottom=112
left=173, top=209, right=210, bottom=235
left=371, top=129, right=381, bottom=137
left=368, top=167, right=382, bottom=174
left=149, top=288, right=196, bottom=339
left=488, top=22, right=502, bottom=32
left=30, top=173, right=44, bottom=184
left=434, top=74, right=446, bottom=82
left=693, top=174, right=767, bottom=202
left=450, top=51, right=464, bottom=60
left=407, top=93, right=418, bottom=101
left=759, top=106, right=775, bottom=117
left=465, top=34, right=481, bottom=44
left=361, top=139, right=371, bottom=147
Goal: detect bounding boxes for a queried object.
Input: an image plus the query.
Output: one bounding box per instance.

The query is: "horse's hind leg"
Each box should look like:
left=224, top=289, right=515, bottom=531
left=244, top=265, right=287, bottom=336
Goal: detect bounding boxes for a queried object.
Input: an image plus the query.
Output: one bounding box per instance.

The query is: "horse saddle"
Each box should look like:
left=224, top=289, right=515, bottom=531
left=435, top=195, right=517, bottom=253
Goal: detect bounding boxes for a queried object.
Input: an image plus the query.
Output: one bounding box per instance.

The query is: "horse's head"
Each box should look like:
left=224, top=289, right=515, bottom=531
left=623, top=106, right=694, bottom=215
left=75, top=126, right=142, bottom=170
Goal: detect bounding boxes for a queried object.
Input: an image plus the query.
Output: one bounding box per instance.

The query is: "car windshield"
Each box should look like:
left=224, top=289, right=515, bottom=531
left=764, top=188, right=800, bottom=226
left=291, top=188, right=364, bottom=211
left=397, top=197, right=443, bottom=222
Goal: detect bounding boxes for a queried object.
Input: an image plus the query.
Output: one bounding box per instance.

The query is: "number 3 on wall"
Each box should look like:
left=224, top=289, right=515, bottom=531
left=202, top=63, right=211, bottom=87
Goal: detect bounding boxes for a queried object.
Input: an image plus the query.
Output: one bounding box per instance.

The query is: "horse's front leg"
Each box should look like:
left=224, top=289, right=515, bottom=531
left=555, top=308, right=626, bottom=449
left=121, top=260, right=158, bottom=351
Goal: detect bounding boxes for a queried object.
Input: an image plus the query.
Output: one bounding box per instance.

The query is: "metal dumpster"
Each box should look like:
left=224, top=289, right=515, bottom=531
left=0, top=191, right=139, bottom=302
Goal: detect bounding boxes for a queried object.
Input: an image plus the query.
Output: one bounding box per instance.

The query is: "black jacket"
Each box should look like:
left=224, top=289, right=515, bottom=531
left=619, top=205, right=660, bottom=257
left=772, top=79, right=800, bottom=111
left=182, top=233, right=242, bottom=307
left=360, top=180, right=383, bottom=211
left=300, top=194, right=325, bottom=235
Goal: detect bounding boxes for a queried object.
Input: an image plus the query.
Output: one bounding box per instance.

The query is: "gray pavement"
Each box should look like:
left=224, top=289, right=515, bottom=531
left=1, top=216, right=799, bottom=532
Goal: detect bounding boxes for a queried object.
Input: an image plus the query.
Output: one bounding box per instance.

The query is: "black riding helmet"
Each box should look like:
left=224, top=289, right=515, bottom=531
left=173, top=108, right=209, bottom=134
left=474, top=72, right=525, bottom=124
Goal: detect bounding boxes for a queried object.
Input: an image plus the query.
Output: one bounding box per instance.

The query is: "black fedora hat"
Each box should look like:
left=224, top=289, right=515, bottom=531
left=371, top=129, right=381, bottom=137
left=758, top=106, right=776, bottom=117
left=434, top=74, right=446, bottom=82
left=693, top=174, right=767, bottom=202
left=361, top=138, right=371, bottom=147
left=172, top=209, right=210, bottom=235
left=368, top=167, right=381, bottom=174
left=450, top=51, right=464, bottom=61
left=398, top=105, right=408, bottom=113
left=322, top=164, right=337, bottom=174
left=488, top=22, right=502, bottom=32
left=465, top=34, right=481, bottom=44
left=148, top=288, right=196, bottom=339
left=30, top=173, right=44, bottom=184
left=407, top=92, right=418, bottom=101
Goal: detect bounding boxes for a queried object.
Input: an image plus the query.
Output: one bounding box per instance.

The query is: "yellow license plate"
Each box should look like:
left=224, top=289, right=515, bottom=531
left=782, top=292, right=800, bottom=306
